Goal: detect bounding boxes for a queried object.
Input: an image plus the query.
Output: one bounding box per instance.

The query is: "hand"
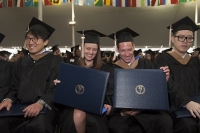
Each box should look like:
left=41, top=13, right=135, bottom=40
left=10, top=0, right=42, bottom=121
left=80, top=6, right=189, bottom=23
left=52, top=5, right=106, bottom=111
left=104, top=104, right=112, bottom=115
left=120, top=109, right=140, bottom=116
left=53, top=79, right=61, bottom=85
left=160, top=66, right=170, bottom=81
left=23, top=102, right=43, bottom=118
left=0, top=99, right=12, bottom=111
left=185, top=101, right=200, bottom=119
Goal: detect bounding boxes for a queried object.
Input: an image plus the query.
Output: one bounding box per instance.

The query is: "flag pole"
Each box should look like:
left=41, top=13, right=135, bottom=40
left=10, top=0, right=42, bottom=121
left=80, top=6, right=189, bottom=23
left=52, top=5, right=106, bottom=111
left=69, top=0, right=76, bottom=48
left=194, top=0, right=198, bottom=48
left=38, top=0, right=43, bottom=21
left=169, top=26, right=172, bottom=48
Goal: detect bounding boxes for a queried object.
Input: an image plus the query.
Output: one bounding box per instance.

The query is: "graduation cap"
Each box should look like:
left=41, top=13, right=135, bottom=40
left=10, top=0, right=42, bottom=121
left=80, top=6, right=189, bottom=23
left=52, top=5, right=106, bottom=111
left=66, top=50, right=73, bottom=58
left=167, top=16, right=200, bottom=34
left=193, top=47, right=200, bottom=52
left=163, top=47, right=173, bottom=53
left=76, top=30, right=106, bottom=45
left=107, top=27, right=139, bottom=44
left=50, top=45, right=59, bottom=53
left=137, top=49, right=142, bottom=53
left=21, top=47, right=29, bottom=55
left=71, top=45, right=80, bottom=53
left=27, top=17, right=55, bottom=38
left=145, top=49, right=154, bottom=56
left=0, top=33, right=5, bottom=44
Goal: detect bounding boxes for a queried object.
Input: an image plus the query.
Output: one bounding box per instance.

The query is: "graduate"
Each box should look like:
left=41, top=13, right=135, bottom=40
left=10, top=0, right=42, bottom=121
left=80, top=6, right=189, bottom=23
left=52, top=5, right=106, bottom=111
left=0, top=17, right=63, bottom=133
left=55, top=30, right=112, bottom=133
left=107, top=27, right=173, bottom=133
left=0, top=33, right=12, bottom=102
left=155, top=16, right=200, bottom=133
left=51, top=44, right=61, bottom=56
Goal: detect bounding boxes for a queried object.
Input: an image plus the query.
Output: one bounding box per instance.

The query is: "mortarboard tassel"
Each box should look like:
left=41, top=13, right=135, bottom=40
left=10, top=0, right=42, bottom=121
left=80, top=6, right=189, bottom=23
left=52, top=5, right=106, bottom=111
left=112, top=33, right=117, bottom=61
left=81, top=30, right=85, bottom=58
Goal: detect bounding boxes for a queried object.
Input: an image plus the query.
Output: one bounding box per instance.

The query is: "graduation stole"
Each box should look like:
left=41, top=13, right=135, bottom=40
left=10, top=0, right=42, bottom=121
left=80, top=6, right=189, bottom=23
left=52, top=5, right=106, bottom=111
left=167, top=51, right=191, bottom=65
left=114, top=58, right=139, bottom=69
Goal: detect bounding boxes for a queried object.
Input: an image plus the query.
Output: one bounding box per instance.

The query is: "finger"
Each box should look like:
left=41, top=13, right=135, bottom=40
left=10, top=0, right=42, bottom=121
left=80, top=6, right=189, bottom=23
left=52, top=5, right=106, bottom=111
left=6, top=104, right=11, bottom=111
left=190, top=110, right=196, bottom=118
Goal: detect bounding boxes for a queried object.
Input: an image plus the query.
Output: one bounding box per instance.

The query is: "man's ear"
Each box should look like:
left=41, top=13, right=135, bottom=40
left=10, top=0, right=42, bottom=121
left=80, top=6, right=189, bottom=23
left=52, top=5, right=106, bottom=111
left=44, top=40, right=49, bottom=47
left=171, top=36, right=175, bottom=44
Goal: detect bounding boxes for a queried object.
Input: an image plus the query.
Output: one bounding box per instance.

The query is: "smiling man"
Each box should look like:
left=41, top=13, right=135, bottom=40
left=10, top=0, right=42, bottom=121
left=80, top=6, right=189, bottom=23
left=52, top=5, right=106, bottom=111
left=107, top=27, right=173, bottom=133
left=0, top=17, right=63, bottom=133
left=155, top=16, right=200, bottom=133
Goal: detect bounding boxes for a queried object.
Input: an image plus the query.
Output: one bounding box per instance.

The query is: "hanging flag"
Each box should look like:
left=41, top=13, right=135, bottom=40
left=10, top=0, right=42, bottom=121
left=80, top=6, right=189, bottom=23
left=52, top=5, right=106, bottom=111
left=43, top=0, right=51, bottom=5
left=52, top=0, right=61, bottom=5
left=3, top=0, right=7, bottom=7
left=74, top=0, right=84, bottom=6
left=160, top=0, right=166, bottom=5
left=34, top=0, right=38, bottom=6
left=136, top=0, right=141, bottom=7
left=171, top=0, right=178, bottom=4
left=94, top=0, right=103, bottom=6
left=151, top=0, right=160, bottom=6
left=17, top=0, right=23, bottom=7
left=7, top=0, right=13, bottom=7
left=0, top=0, right=3, bottom=8
left=85, top=0, right=93, bottom=5
left=179, top=0, right=187, bottom=3
left=141, top=0, right=147, bottom=6
left=24, top=0, right=33, bottom=7
left=104, top=0, right=112, bottom=6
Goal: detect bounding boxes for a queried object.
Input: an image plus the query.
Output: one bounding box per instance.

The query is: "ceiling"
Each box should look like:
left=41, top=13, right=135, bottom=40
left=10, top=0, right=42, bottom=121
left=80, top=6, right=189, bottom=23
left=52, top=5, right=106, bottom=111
left=0, top=1, right=199, bottom=49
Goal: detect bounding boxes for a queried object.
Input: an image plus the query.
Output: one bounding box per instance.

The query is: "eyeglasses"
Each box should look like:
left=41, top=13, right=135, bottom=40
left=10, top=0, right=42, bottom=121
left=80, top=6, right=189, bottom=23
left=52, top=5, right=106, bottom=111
left=25, top=37, right=41, bottom=43
left=174, top=36, right=194, bottom=43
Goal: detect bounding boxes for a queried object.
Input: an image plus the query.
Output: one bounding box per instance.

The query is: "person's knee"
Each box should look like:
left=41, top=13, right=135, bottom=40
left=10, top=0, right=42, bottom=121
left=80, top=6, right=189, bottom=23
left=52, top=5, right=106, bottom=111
left=74, top=109, right=86, bottom=122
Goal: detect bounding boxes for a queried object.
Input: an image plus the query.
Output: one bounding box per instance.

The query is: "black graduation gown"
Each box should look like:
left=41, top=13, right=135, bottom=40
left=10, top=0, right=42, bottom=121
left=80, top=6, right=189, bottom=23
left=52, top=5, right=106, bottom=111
left=154, top=51, right=200, bottom=112
left=0, top=53, right=63, bottom=133
left=0, top=59, right=12, bottom=101
left=108, top=58, right=173, bottom=133
left=154, top=52, right=200, bottom=133
left=5, top=52, right=63, bottom=105
left=59, top=62, right=112, bottom=133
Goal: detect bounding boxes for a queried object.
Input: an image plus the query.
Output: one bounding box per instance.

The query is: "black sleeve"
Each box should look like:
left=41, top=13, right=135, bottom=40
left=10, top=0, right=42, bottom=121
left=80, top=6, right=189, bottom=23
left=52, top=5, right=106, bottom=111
left=0, top=61, right=12, bottom=101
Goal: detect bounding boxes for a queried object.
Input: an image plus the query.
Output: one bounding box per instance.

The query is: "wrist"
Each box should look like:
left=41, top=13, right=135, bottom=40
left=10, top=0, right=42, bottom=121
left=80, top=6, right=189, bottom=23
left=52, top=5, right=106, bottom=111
left=2, top=98, right=13, bottom=103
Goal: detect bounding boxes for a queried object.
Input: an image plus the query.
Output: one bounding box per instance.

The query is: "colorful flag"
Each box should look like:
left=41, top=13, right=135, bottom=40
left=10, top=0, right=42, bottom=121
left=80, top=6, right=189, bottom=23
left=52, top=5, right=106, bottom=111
left=0, top=0, right=3, bottom=8
left=74, top=0, right=84, bottom=6
left=94, top=0, right=103, bottom=6
left=34, top=0, right=38, bottom=6
left=17, top=0, right=23, bottom=7
left=85, top=0, right=93, bottom=5
left=141, top=0, right=147, bottom=6
left=52, top=0, right=61, bottom=5
left=24, top=0, right=33, bottom=7
left=3, top=0, right=7, bottom=7
left=171, top=0, right=178, bottom=4
left=179, top=0, right=186, bottom=3
left=160, top=0, right=166, bottom=5
left=136, top=0, right=141, bottom=7
left=104, top=0, right=112, bottom=5
left=151, top=0, right=160, bottom=6
left=43, top=0, right=51, bottom=5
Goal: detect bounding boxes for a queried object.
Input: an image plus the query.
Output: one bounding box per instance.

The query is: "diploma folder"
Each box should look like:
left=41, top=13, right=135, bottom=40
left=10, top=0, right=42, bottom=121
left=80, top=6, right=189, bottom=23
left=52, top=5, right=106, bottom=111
left=0, top=103, right=47, bottom=117
left=113, top=69, right=169, bottom=111
left=53, top=63, right=109, bottom=115
left=174, top=96, right=200, bottom=118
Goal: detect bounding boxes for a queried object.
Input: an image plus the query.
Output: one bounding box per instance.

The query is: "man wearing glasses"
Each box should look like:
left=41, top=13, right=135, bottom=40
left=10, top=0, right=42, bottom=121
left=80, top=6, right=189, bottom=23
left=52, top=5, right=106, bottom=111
left=155, top=16, right=200, bottom=133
